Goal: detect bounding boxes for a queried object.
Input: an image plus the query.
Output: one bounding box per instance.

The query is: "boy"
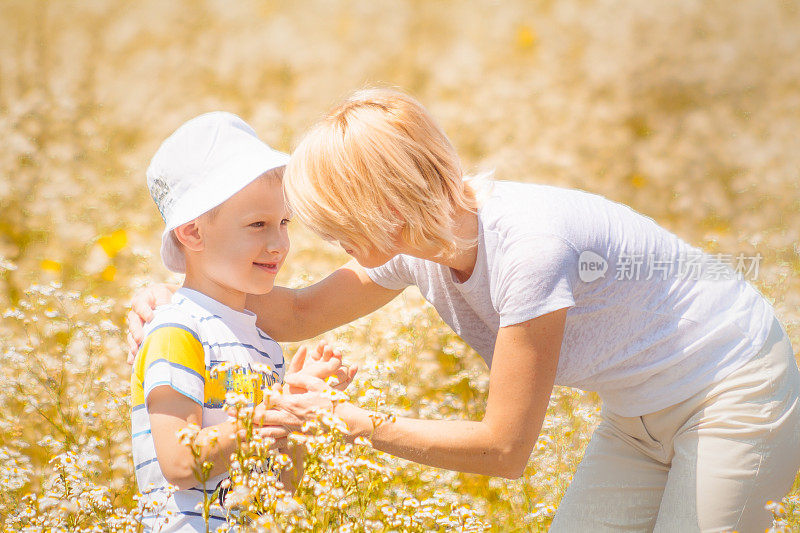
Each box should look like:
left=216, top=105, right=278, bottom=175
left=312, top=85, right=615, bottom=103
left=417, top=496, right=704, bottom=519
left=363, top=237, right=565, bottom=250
left=131, top=112, right=350, bottom=532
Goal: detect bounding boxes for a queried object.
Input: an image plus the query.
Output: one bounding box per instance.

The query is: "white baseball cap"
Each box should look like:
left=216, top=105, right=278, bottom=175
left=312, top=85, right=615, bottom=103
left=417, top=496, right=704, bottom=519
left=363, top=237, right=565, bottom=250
left=146, top=112, right=289, bottom=273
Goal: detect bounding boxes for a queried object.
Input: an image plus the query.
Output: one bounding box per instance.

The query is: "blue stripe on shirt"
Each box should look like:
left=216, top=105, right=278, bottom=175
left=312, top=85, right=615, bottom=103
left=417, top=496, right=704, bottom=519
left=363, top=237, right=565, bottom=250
left=256, top=329, right=282, bottom=347
left=182, top=511, right=226, bottom=521
left=146, top=358, right=206, bottom=382
left=135, top=457, right=159, bottom=471
left=198, top=313, right=225, bottom=323
left=140, top=512, right=226, bottom=522
left=148, top=322, right=201, bottom=343
left=202, top=341, right=282, bottom=364
left=188, top=486, right=217, bottom=494
left=205, top=401, right=255, bottom=409
left=146, top=380, right=203, bottom=406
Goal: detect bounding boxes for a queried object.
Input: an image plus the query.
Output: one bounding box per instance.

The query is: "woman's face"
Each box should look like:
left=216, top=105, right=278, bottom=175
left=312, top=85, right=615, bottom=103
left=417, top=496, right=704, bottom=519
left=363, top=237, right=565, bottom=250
left=337, top=240, right=396, bottom=269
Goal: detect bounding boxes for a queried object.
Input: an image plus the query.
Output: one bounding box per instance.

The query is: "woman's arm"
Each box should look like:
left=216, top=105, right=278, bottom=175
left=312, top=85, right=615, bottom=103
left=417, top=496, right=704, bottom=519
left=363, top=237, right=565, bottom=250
left=245, top=259, right=403, bottom=342
left=271, top=308, right=566, bottom=479
left=126, top=260, right=401, bottom=360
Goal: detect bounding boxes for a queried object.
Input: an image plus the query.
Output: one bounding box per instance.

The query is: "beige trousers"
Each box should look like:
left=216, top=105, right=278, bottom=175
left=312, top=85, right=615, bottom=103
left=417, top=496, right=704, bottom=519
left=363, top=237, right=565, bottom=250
left=550, top=318, right=800, bottom=532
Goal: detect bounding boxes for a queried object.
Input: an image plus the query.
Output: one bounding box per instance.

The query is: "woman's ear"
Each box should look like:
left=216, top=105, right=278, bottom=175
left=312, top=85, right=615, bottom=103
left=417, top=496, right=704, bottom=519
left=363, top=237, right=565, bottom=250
left=388, top=207, right=408, bottom=244
left=173, top=220, right=204, bottom=252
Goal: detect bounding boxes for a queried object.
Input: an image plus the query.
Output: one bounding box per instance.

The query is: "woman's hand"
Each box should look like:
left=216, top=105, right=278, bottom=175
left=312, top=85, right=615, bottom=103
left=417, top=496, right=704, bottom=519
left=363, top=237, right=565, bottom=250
left=246, top=309, right=567, bottom=479
left=223, top=342, right=348, bottom=435
left=240, top=371, right=343, bottom=437
left=126, top=283, right=178, bottom=363
left=276, top=308, right=565, bottom=479
left=252, top=373, right=337, bottom=432
left=247, top=399, right=301, bottom=436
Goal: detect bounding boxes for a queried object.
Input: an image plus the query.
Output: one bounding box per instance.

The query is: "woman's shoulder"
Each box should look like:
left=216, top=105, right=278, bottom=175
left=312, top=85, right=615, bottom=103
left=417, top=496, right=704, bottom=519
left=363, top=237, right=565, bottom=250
left=480, top=181, right=581, bottom=237
left=483, top=179, right=610, bottom=211
left=481, top=179, right=647, bottom=240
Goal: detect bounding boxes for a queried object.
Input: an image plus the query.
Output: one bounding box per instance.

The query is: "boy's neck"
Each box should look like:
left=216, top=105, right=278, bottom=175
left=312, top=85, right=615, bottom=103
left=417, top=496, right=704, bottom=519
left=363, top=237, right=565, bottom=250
left=182, top=267, right=247, bottom=312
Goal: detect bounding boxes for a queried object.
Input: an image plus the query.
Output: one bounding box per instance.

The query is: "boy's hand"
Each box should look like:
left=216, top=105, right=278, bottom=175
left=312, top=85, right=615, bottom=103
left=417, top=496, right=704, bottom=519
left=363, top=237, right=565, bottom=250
left=286, top=341, right=358, bottom=393
left=237, top=401, right=292, bottom=442
left=126, top=283, right=178, bottom=363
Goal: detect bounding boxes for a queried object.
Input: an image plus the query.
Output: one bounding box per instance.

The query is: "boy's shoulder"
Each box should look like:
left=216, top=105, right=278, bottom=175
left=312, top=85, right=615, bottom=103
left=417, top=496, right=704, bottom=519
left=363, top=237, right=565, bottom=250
left=144, top=299, right=203, bottom=341
left=134, top=301, right=208, bottom=392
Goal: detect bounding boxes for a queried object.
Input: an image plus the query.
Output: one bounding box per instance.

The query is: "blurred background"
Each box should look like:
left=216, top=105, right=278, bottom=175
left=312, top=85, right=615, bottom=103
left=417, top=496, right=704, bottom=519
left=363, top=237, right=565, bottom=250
left=1, top=0, right=799, bottom=529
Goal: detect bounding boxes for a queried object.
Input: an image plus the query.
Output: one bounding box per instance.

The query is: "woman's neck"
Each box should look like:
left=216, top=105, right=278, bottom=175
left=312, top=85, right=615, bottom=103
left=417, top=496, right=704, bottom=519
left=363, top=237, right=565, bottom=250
left=403, top=207, right=479, bottom=283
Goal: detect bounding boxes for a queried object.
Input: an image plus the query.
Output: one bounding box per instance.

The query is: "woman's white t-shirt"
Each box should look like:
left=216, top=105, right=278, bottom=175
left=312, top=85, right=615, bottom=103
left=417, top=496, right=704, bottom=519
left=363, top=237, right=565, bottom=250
left=366, top=180, right=774, bottom=416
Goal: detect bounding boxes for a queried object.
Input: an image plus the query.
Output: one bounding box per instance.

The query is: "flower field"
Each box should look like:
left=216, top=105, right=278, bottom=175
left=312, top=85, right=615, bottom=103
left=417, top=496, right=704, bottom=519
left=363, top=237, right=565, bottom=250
left=1, top=0, right=798, bottom=530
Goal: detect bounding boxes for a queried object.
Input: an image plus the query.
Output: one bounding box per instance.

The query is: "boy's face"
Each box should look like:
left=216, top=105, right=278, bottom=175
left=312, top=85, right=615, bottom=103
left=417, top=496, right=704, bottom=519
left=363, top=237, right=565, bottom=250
left=194, top=176, right=290, bottom=295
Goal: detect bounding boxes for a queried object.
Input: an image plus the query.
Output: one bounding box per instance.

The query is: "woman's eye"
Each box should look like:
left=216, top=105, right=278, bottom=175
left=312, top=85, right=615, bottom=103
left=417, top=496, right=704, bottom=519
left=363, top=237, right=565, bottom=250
left=250, top=221, right=265, bottom=228
left=281, top=219, right=291, bottom=226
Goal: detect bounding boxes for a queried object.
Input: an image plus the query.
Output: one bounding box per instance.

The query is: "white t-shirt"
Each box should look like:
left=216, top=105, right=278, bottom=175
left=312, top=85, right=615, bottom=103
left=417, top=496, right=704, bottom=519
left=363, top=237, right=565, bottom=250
left=367, top=180, right=774, bottom=416
left=131, top=288, right=284, bottom=531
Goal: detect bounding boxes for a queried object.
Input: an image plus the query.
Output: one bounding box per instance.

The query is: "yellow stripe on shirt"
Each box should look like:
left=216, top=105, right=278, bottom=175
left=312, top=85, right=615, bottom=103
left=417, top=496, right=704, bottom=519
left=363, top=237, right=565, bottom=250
left=131, top=324, right=205, bottom=408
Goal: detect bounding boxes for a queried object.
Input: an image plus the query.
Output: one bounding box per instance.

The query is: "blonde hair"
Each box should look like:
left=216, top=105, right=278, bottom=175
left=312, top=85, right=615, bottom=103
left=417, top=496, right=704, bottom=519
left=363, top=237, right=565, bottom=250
left=284, top=88, right=478, bottom=258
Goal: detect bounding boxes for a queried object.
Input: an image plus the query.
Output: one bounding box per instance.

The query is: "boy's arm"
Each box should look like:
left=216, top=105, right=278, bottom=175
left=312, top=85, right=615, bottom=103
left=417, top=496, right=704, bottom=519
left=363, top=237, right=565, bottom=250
left=139, top=320, right=285, bottom=489
left=148, top=386, right=288, bottom=490
left=148, top=386, right=238, bottom=489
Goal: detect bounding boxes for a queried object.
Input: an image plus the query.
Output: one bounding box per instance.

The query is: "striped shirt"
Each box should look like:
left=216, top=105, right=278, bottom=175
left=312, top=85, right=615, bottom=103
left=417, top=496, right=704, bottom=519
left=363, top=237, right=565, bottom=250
left=131, top=287, right=284, bottom=532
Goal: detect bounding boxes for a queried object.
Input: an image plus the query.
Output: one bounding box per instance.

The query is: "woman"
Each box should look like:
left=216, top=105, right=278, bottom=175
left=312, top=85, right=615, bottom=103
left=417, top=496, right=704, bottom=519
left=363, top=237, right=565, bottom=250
left=129, top=88, right=800, bottom=531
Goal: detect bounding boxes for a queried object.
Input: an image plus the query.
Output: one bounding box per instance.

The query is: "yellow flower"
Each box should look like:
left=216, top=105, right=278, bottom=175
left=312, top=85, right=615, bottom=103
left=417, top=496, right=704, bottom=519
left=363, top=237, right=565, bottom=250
left=40, top=259, right=62, bottom=273
left=101, top=265, right=116, bottom=281
left=630, top=173, right=647, bottom=189
left=516, top=25, right=537, bottom=50
left=97, top=229, right=128, bottom=258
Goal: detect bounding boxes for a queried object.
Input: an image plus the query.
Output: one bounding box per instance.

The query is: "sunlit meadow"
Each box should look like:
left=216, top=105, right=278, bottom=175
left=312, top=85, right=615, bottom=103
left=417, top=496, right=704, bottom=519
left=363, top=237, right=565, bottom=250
left=1, top=0, right=799, bottom=530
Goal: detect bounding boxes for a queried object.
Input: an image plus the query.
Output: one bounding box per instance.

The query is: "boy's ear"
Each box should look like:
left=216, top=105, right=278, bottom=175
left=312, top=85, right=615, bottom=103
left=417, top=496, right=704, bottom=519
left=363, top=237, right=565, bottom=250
left=173, top=220, right=204, bottom=252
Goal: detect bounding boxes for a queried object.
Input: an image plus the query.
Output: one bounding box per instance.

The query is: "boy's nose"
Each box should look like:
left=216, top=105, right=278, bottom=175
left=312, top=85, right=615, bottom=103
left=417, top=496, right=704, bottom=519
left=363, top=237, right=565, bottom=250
left=265, top=233, right=289, bottom=256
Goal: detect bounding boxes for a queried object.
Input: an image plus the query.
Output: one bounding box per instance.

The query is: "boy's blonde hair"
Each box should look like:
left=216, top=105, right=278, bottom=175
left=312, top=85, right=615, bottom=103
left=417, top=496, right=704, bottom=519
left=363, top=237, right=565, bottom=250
left=284, top=88, right=478, bottom=258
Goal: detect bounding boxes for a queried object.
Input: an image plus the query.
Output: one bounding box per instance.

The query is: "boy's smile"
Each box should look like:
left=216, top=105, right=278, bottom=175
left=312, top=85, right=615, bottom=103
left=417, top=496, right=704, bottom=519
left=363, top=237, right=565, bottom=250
left=252, top=260, right=280, bottom=274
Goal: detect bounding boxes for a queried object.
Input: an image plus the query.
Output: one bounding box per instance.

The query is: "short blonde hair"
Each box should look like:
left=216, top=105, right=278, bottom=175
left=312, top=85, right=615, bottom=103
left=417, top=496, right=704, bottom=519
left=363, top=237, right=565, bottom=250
left=284, top=88, right=478, bottom=258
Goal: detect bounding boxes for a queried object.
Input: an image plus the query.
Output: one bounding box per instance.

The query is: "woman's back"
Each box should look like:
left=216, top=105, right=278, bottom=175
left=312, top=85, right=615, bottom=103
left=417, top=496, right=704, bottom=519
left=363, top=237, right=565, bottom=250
left=367, top=180, right=775, bottom=415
